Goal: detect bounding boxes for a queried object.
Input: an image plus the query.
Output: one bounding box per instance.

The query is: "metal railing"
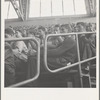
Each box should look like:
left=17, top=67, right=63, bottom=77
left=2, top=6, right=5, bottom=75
left=44, top=31, right=96, bottom=87
left=5, top=32, right=96, bottom=87
left=5, top=37, right=40, bottom=87
left=44, top=32, right=96, bottom=73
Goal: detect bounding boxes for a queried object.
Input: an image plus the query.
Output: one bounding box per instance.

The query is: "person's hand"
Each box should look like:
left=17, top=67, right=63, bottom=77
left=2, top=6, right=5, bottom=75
left=28, top=49, right=37, bottom=56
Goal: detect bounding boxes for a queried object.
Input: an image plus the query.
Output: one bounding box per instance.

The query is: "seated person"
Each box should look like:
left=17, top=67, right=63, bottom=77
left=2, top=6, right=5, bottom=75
left=54, top=24, right=61, bottom=34
left=45, top=24, right=77, bottom=69
left=36, top=26, right=46, bottom=46
left=47, top=37, right=63, bottom=49
left=76, top=22, right=96, bottom=60
left=5, top=28, right=28, bottom=62
left=5, top=42, right=16, bottom=87
left=25, top=28, right=39, bottom=80
left=12, top=30, right=28, bottom=62
left=61, top=24, right=76, bottom=40
left=5, top=28, right=16, bottom=86
left=27, top=26, right=46, bottom=50
left=47, top=24, right=64, bottom=49
left=30, top=24, right=77, bottom=70
left=5, top=28, right=28, bottom=84
left=29, top=25, right=63, bottom=49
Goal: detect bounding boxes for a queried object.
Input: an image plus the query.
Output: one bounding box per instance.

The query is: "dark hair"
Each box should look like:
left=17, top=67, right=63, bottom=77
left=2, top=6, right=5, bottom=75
left=76, top=22, right=86, bottom=27
left=54, top=24, right=60, bottom=28
left=27, top=28, right=37, bottom=35
left=38, top=26, right=46, bottom=32
left=5, top=28, right=14, bottom=35
left=61, top=24, right=72, bottom=32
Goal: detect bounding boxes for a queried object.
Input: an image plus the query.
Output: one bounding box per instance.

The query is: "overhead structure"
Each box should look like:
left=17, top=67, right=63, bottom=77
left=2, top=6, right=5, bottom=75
left=10, top=0, right=24, bottom=20
left=19, top=0, right=29, bottom=20
left=5, top=0, right=96, bottom=20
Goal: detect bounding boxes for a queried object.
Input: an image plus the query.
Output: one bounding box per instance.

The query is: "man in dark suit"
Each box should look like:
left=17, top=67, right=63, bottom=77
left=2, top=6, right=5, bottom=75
left=30, top=24, right=77, bottom=70
left=44, top=24, right=77, bottom=69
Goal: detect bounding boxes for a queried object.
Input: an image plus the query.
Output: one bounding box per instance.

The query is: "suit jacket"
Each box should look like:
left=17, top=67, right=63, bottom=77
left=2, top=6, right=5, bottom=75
left=79, top=33, right=96, bottom=60
left=41, top=37, right=77, bottom=69
left=5, top=42, right=15, bottom=75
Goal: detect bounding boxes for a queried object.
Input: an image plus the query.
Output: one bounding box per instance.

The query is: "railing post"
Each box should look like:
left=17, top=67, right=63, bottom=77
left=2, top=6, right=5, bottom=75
left=76, top=34, right=83, bottom=87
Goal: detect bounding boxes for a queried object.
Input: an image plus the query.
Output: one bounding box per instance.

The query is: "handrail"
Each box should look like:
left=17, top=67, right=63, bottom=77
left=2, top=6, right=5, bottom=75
left=5, top=37, right=40, bottom=87
left=44, top=32, right=96, bottom=73
left=46, top=31, right=96, bottom=37
left=10, top=0, right=24, bottom=20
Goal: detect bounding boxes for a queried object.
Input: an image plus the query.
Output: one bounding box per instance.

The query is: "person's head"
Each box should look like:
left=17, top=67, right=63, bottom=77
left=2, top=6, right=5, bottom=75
left=15, top=31, right=23, bottom=38
left=61, top=24, right=72, bottom=33
left=27, top=28, right=36, bottom=37
left=37, top=26, right=46, bottom=39
left=91, top=23, right=96, bottom=32
left=17, top=29, right=26, bottom=37
left=54, top=24, right=61, bottom=33
left=85, top=23, right=92, bottom=32
left=48, top=36, right=61, bottom=46
left=76, top=22, right=86, bottom=32
left=5, top=28, right=15, bottom=38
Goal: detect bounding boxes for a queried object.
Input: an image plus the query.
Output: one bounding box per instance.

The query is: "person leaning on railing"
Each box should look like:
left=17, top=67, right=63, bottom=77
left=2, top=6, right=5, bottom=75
left=44, top=24, right=77, bottom=69
left=5, top=28, right=16, bottom=86
left=29, top=24, right=77, bottom=70
left=5, top=28, right=28, bottom=85
left=76, top=22, right=96, bottom=60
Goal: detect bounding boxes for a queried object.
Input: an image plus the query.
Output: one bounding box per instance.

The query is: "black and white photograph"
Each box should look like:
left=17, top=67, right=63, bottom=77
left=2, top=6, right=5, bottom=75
left=4, top=0, right=97, bottom=88
left=1, top=0, right=99, bottom=100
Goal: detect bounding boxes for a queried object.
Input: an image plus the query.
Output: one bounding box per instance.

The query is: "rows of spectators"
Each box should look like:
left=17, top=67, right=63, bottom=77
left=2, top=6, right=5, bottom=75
left=5, top=22, right=96, bottom=87
left=10, top=22, right=96, bottom=35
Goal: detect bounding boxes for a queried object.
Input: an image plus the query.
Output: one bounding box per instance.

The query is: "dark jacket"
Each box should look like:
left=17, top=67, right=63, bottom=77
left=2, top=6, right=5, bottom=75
left=79, top=33, right=96, bottom=60
left=41, top=37, right=77, bottom=69
left=5, top=42, right=15, bottom=86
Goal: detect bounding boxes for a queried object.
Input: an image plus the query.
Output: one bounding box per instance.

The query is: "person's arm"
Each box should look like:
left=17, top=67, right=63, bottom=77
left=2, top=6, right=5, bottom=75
left=47, top=41, right=57, bottom=49
left=56, top=36, right=64, bottom=43
left=29, top=40, right=37, bottom=50
left=41, top=37, right=76, bottom=57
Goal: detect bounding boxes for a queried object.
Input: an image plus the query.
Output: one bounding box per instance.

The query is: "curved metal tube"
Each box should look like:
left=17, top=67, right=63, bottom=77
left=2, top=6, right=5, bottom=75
left=5, top=37, right=40, bottom=87
left=44, top=32, right=96, bottom=73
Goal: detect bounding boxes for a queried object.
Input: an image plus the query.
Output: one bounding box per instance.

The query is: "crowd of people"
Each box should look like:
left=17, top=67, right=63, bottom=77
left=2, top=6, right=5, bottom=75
left=5, top=22, right=96, bottom=87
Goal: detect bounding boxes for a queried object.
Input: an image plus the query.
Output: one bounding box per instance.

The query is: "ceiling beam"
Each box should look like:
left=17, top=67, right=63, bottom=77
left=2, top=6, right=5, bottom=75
left=20, top=0, right=29, bottom=20
left=10, top=0, right=24, bottom=21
